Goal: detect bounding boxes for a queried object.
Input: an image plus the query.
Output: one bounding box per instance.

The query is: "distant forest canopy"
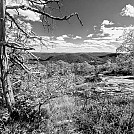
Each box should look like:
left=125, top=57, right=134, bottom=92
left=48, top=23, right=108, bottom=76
left=29, top=52, right=120, bottom=64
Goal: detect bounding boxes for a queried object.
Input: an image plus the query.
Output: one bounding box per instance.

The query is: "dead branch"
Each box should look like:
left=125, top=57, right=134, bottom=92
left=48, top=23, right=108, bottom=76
left=5, top=43, right=35, bottom=50
left=6, top=5, right=83, bottom=26
left=6, top=12, right=51, bottom=48
left=10, top=57, right=30, bottom=73
left=26, top=51, right=40, bottom=61
left=28, top=0, right=60, bottom=5
left=6, top=12, right=29, bottom=37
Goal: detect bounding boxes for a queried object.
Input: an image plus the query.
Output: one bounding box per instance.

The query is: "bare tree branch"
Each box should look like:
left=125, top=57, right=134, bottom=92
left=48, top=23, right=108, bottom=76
left=10, top=57, right=30, bottom=73
left=26, top=51, right=40, bottom=61
left=6, top=43, right=35, bottom=50
left=6, top=12, right=52, bottom=48
left=28, top=0, right=60, bottom=5
left=6, top=5, right=83, bottom=26
left=6, top=12, right=29, bottom=37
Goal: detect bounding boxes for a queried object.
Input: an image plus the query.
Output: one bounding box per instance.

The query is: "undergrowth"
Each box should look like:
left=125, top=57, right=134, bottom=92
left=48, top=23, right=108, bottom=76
left=0, top=61, right=134, bottom=133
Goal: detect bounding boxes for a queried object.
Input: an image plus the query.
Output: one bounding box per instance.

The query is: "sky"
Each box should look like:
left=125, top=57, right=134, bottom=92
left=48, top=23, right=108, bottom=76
left=6, top=0, right=134, bottom=53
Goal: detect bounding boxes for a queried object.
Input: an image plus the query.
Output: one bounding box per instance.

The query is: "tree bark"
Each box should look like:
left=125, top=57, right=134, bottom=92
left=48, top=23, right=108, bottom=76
left=132, top=43, right=134, bottom=76
left=0, top=0, right=15, bottom=113
left=132, top=44, right=134, bottom=76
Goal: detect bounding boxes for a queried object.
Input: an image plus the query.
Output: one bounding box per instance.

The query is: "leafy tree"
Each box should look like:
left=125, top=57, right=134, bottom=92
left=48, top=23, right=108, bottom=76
left=0, top=0, right=83, bottom=112
left=116, top=28, right=134, bottom=53
left=116, top=27, right=134, bottom=75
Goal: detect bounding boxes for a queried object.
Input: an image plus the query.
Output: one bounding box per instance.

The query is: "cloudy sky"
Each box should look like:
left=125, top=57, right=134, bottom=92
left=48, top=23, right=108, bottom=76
left=7, top=0, right=134, bottom=53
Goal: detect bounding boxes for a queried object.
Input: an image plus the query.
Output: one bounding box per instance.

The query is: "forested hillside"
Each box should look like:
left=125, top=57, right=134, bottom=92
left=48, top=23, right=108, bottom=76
left=31, top=52, right=119, bottom=64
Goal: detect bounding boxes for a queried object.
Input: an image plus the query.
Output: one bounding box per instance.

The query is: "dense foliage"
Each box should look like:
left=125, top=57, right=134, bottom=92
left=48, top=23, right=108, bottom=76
left=0, top=58, right=134, bottom=133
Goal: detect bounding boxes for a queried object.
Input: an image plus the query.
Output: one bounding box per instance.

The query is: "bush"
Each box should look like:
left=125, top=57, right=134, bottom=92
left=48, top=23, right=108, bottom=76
left=0, top=97, right=50, bottom=134
left=73, top=92, right=134, bottom=134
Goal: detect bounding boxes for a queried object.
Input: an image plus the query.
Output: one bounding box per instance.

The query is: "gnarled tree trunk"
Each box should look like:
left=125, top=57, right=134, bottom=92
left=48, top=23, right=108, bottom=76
left=0, top=0, right=15, bottom=113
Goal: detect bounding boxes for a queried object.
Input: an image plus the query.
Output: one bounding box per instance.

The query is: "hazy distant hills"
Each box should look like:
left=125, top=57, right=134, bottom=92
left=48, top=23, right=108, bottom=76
left=31, top=52, right=119, bottom=64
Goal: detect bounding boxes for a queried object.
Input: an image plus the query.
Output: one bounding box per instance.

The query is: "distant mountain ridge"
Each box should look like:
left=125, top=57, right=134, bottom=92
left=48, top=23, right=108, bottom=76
left=30, top=52, right=119, bottom=64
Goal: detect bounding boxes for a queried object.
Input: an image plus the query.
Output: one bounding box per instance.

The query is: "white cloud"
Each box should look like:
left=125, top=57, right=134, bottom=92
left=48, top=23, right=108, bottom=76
left=120, top=4, right=134, bottom=17
left=84, top=39, right=112, bottom=46
left=100, top=26, right=124, bottom=40
left=62, top=35, right=69, bottom=38
left=55, top=35, right=81, bottom=41
left=56, top=35, right=70, bottom=41
left=91, top=20, right=134, bottom=42
left=56, top=36, right=64, bottom=41
left=33, top=23, right=134, bottom=53
left=34, top=34, right=112, bottom=53
left=33, top=35, right=118, bottom=53
left=7, top=0, right=29, bottom=6
left=82, top=20, right=133, bottom=52
left=41, top=36, right=50, bottom=40
left=6, top=0, right=41, bottom=21
left=34, top=44, right=111, bottom=53
left=87, top=34, right=93, bottom=38
left=7, top=9, right=41, bottom=22
left=87, top=24, right=125, bottom=43
left=102, top=20, right=114, bottom=25
left=72, top=36, right=82, bottom=39
left=34, top=38, right=79, bottom=53
left=83, top=39, right=117, bottom=52
left=100, top=25, right=134, bottom=41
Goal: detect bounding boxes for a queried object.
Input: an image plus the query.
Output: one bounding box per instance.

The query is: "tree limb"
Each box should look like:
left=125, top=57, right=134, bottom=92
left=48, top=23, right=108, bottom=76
left=6, top=12, right=51, bottom=48
left=26, top=51, right=40, bottom=61
left=10, top=57, right=30, bottom=73
left=6, top=12, right=29, bottom=37
left=28, top=0, right=60, bottom=5
left=6, top=5, right=83, bottom=26
left=5, top=42, right=35, bottom=50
